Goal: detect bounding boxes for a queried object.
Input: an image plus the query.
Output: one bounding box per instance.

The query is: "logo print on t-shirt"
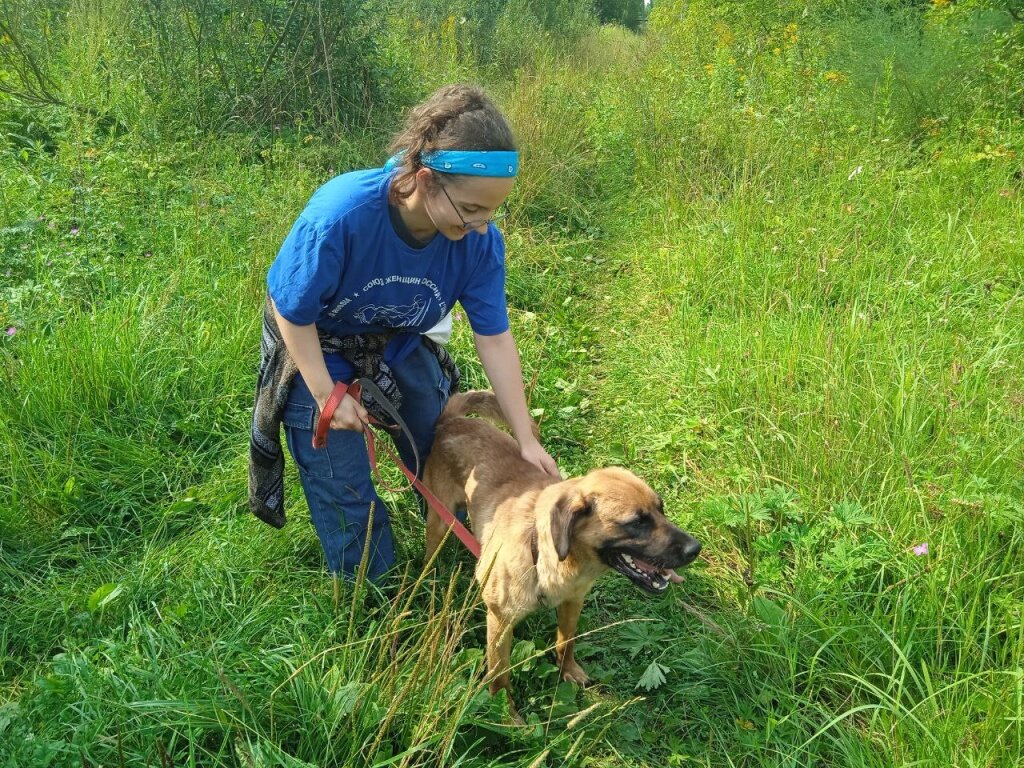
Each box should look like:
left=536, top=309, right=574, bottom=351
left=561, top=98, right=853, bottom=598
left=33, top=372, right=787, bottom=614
left=352, top=294, right=430, bottom=328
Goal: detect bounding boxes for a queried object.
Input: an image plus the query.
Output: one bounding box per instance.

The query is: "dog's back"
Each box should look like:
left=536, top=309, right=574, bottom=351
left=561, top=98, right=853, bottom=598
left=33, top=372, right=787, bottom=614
left=424, top=391, right=549, bottom=557
left=436, top=390, right=541, bottom=441
left=438, top=390, right=509, bottom=428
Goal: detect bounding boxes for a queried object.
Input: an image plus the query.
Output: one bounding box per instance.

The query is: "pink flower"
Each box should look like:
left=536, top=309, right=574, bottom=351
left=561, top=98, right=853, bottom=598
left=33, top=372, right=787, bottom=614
left=5, top=327, right=15, bottom=337
left=912, top=542, right=929, bottom=557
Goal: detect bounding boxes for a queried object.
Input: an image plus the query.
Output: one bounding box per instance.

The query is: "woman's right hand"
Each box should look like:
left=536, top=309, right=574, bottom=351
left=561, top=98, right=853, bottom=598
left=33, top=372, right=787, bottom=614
left=316, top=389, right=370, bottom=432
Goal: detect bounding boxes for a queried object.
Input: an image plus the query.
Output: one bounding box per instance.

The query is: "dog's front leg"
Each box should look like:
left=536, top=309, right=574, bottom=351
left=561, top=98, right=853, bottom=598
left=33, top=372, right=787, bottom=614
left=486, top=609, right=524, bottom=724
left=555, top=599, right=591, bottom=686
left=423, top=506, right=447, bottom=564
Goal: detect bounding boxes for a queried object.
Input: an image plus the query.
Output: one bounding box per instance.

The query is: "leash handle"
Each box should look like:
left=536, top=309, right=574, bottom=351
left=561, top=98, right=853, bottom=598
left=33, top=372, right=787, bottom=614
left=313, top=380, right=360, bottom=449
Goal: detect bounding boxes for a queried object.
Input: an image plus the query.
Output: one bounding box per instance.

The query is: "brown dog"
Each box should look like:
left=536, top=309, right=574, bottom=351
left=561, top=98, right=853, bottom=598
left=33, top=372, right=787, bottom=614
left=423, top=391, right=701, bottom=719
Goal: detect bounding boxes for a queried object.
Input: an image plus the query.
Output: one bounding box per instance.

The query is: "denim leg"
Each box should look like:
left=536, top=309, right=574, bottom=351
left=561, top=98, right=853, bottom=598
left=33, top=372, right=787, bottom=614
left=386, top=338, right=468, bottom=524
left=389, top=338, right=452, bottom=477
left=283, top=379, right=395, bottom=582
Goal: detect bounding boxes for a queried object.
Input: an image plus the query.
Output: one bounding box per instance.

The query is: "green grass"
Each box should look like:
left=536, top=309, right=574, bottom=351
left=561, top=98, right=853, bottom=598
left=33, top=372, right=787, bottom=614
left=2, top=1, right=1023, bottom=766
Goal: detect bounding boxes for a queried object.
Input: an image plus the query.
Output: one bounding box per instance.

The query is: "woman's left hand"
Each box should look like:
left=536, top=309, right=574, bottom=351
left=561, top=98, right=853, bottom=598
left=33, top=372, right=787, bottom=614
left=520, top=439, right=561, bottom=478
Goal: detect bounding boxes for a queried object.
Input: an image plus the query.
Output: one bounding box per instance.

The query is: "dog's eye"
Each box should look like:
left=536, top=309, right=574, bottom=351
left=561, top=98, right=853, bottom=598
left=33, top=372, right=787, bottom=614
left=625, top=515, right=652, bottom=533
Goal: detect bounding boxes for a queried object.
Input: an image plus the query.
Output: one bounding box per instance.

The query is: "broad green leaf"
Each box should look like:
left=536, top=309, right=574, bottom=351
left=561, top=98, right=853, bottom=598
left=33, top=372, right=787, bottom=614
left=636, top=660, right=669, bottom=691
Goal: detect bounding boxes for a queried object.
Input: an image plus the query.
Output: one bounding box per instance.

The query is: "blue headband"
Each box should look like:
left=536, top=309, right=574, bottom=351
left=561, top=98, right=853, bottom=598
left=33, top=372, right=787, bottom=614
left=384, top=149, right=518, bottom=177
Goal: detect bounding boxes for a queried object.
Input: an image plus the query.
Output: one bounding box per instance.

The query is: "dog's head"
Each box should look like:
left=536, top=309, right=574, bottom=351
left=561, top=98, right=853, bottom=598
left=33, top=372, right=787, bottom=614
left=549, top=467, right=701, bottom=595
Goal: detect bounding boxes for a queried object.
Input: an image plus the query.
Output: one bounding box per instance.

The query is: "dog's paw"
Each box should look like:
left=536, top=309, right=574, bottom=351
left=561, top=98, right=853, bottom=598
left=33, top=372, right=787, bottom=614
left=508, top=706, right=526, bottom=727
left=559, top=661, right=591, bottom=687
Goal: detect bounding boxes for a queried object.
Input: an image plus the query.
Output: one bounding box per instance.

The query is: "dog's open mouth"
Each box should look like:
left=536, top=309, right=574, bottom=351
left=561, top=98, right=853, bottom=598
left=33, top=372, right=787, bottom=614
left=607, top=552, right=685, bottom=594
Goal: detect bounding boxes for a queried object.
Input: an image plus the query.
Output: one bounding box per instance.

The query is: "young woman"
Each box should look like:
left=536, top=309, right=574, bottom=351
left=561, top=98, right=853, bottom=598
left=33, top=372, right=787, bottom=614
left=249, top=84, right=559, bottom=582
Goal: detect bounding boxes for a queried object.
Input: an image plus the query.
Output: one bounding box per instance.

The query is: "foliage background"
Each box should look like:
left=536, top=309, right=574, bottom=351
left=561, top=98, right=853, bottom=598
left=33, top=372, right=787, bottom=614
left=1, top=0, right=1022, bottom=766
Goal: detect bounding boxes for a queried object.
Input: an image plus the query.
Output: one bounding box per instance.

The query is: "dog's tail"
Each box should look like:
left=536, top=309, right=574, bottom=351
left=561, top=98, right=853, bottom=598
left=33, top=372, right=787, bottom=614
left=440, top=390, right=540, bottom=440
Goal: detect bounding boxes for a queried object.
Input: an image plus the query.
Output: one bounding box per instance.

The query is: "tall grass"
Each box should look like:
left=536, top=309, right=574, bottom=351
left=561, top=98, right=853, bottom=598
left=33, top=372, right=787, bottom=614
left=2, top=0, right=1023, bottom=765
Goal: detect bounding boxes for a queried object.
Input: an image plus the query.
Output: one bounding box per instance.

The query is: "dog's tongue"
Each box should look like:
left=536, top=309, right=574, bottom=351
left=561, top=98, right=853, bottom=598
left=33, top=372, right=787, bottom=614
left=634, top=557, right=686, bottom=584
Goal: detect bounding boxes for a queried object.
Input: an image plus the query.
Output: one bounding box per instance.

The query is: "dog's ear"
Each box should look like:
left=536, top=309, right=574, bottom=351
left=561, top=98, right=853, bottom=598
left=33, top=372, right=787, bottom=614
left=550, top=492, right=592, bottom=561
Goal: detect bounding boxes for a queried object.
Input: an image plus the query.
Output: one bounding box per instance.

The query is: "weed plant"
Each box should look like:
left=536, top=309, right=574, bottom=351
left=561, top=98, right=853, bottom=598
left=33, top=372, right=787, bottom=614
left=1, top=1, right=1022, bottom=766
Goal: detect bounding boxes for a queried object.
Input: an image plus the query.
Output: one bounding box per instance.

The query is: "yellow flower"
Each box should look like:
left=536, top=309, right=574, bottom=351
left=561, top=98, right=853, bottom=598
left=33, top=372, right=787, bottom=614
left=713, top=21, right=735, bottom=48
left=919, top=117, right=943, bottom=137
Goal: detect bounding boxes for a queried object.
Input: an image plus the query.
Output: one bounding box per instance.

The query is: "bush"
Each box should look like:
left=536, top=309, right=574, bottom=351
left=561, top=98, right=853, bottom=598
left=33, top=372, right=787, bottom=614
left=1, top=0, right=412, bottom=135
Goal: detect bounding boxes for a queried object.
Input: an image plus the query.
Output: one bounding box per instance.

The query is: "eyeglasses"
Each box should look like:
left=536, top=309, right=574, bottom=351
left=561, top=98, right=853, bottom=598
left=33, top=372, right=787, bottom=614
left=439, top=183, right=509, bottom=230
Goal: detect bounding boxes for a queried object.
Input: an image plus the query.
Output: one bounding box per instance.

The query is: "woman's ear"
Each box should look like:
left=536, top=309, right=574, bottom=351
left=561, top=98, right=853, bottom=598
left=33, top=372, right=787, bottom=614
left=415, top=166, right=438, bottom=191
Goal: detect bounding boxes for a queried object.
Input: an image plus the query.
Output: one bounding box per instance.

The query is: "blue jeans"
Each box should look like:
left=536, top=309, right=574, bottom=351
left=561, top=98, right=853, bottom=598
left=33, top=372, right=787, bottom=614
left=282, top=337, right=452, bottom=581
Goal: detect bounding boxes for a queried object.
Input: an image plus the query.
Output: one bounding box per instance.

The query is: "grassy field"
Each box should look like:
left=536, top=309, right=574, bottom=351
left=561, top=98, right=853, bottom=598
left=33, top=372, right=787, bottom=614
left=2, top=1, right=1023, bottom=765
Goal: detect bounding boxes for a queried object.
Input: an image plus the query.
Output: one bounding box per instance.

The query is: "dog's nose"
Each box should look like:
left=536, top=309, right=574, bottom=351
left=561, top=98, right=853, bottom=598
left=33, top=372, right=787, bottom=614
left=680, top=537, right=701, bottom=565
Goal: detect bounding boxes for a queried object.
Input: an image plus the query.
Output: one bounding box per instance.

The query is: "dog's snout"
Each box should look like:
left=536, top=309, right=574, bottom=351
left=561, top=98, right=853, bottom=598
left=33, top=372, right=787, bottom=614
left=679, top=536, right=701, bottom=565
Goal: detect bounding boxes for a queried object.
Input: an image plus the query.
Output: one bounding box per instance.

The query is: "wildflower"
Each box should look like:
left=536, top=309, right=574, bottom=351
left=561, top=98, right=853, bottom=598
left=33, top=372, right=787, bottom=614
left=5, top=327, right=15, bottom=337
left=912, top=542, right=929, bottom=556
left=70, top=226, right=80, bottom=236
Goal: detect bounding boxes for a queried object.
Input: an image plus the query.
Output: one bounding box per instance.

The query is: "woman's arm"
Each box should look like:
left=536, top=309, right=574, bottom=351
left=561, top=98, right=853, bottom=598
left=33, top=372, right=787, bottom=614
left=474, top=329, right=560, bottom=477
left=272, top=299, right=368, bottom=431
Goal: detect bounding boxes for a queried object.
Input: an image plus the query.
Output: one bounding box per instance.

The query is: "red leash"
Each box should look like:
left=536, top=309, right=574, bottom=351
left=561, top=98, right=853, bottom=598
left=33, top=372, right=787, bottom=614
left=312, top=379, right=481, bottom=559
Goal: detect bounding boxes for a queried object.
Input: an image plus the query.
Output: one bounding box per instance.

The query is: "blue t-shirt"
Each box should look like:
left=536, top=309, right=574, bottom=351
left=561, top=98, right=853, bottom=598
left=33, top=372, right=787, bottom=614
left=268, top=167, right=510, bottom=381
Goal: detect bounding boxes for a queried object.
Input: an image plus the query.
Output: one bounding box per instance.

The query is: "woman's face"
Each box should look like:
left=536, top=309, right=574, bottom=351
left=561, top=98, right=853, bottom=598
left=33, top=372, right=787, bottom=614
left=422, top=171, right=516, bottom=240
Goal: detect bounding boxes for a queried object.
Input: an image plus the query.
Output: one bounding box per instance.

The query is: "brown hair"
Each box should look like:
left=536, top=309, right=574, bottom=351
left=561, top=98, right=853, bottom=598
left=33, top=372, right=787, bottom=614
left=387, top=83, right=517, bottom=204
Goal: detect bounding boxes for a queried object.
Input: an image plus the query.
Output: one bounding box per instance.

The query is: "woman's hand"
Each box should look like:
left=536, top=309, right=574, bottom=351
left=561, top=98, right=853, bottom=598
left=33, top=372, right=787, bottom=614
left=272, top=302, right=367, bottom=431
left=519, top=438, right=561, bottom=478
left=315, top=390, right=369, bottom=432
left=474, top=330, right=561, bottom=479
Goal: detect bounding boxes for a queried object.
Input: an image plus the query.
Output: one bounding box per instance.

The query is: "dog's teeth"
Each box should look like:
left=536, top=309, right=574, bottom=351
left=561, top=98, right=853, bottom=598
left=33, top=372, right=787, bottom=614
left=623, top=554, right=634, bottom=565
